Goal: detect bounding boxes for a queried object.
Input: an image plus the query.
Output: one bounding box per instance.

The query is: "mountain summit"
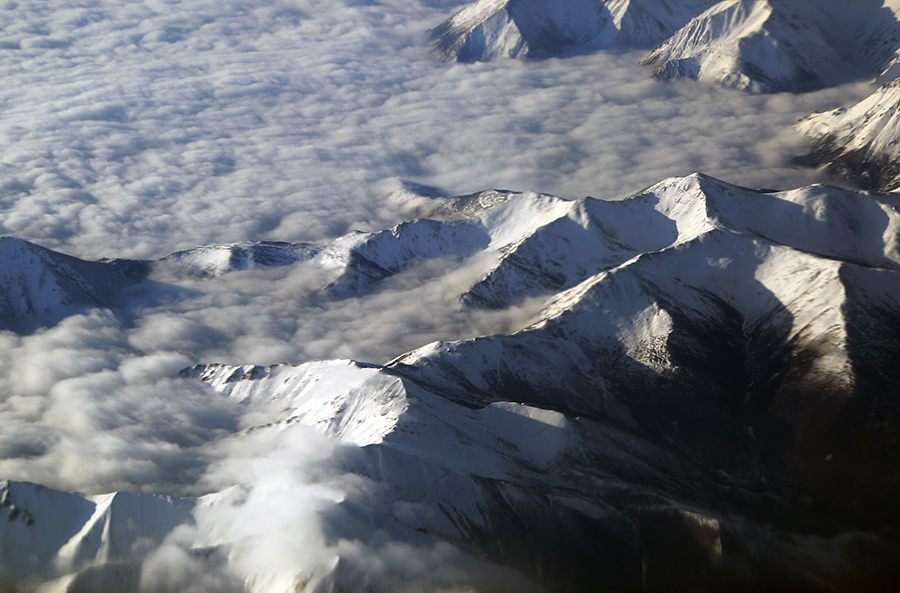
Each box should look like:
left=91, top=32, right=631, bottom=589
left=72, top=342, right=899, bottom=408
left=641, top=0, right=892, bottom=93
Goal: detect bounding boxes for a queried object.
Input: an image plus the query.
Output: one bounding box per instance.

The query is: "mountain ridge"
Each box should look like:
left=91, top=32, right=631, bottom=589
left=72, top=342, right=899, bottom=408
left=798, top=79, right=900, bottom=192
left=431, top=0, right=714, bottom=62
left=641, top=0, right=881, bottom=93
left=0, top=236, right=137, bottom=330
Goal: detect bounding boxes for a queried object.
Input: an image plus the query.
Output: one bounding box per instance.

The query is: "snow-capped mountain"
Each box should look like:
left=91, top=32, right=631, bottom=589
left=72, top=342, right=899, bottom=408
left=455, top=173, right=900, bottom=308
left=105, top=241, right=320, bottom=280
left=0, top=480, right=192, bottom=591
left=8, top=171, right=900, bottom=331
left=106, top=189, right=560, bottom=300
left=391, top=177, right=900, bottom=523
left=162, top=174, right=900, bottom=583
left=0, top=237, right=137, bottom=329
left=642, top=0, right=898, bottom=93
left=798, top=78, right=900, bottom=192
left=431, top=0, right=713, bottom=62
left=433, top=0, right=900, bottom=93
left=184, top=356, right=899, bottom=592
left=5, top=173, right=900, bottom=592
left=311, top=218, right=491, bottom=299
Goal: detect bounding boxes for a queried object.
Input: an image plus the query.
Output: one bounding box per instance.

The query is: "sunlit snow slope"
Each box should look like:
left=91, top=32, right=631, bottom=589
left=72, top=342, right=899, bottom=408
left=0, top=237, right=135, bottom=330
left=799, top=78, right=900, bottom=191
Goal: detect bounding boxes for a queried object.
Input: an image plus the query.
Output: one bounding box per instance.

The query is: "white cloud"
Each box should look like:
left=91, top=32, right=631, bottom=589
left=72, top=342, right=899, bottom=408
left=0, top=310, right=243, bottom=495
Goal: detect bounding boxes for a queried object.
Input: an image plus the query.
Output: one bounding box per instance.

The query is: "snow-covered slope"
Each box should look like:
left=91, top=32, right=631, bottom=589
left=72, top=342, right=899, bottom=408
left=462, top=173, right=900, bottom=307
left=180, top=360, right=407, bottom=446
left=311, top=218, right=491, bottom=299
left=431, top=0, right=713, bottom=62
left=185, top=323, right=900, bottom=592
left=798, top=79, right=900, bottom=191
left=106, top=241, right=321, bottom=280
left=46, top=172, right=900, bottom=317
left=435, top=0, right=900, bottom=91
left=0, top=480, right=192, bottom=591
left=388, top=181, right=900, bottom=534
left=0, top=237, right=136, bottom=329
left=133, top=189, right=566, bottom=300
left=866, top=0, right=900, bottom=83
left=642, top=0, right=894, bottom=93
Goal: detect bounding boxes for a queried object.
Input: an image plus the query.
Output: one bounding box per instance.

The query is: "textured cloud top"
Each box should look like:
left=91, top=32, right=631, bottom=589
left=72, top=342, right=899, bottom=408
left=0, top=0, right=864, bottom=262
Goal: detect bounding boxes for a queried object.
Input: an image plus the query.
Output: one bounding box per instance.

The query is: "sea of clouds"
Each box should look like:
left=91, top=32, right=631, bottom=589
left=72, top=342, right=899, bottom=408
left=0, top=0, right=885, bottom=590
left=0, top=0, right=873, bottom=260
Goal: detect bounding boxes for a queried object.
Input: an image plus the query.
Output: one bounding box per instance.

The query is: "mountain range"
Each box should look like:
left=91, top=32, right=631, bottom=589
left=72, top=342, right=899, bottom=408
left=3, top=173, right=900, bottom=591
left=0, top=237, right=137, bottom=331
left=434, top=0, right=900, bottom=93
left=431, top=0, right=716, bottom=62
left=642, top=0, right=900, bottom=93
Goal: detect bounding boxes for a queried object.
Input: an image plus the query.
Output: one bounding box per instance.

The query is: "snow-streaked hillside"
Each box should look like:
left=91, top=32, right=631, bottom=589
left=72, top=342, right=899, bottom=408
left=463, top=173, right=900, bottom=307
left=642, top=0, right=900, bottom=93
left=10, top=173, right=900, bottom=326
left=154, top=241, right=321, bottom=279
left=431, top=0, right=713, bottom=62
left=798, top=79, right=900, bottom=191
left=6, top=1, right=900, bottom=592
left=0, top=237, right=136, bottom=329
left=866, top=0, right=900, bottom=83
left=434, top=0, right=900, bottom=93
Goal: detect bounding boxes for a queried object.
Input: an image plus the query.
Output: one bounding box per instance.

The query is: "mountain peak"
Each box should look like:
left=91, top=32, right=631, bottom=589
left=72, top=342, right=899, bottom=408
left=798, top=78, right=900, bottom=191
left=643, top=0, right=891, bottom=93
left=431, top=0, right=713, bottom=62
